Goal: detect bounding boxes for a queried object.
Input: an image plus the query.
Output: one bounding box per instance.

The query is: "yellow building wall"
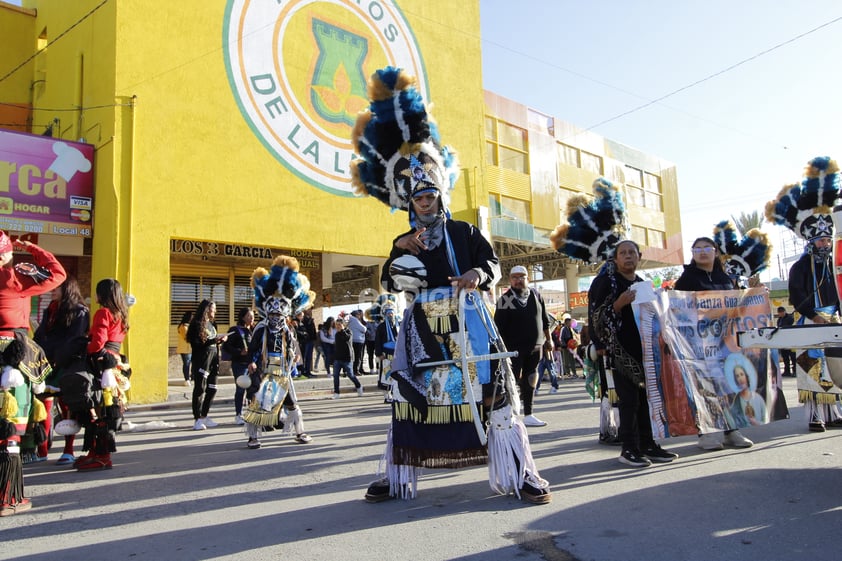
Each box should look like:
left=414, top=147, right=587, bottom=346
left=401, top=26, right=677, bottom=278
left=20, top=0, right=486, bottom=403
left=0, top=2, right=36, bottom=130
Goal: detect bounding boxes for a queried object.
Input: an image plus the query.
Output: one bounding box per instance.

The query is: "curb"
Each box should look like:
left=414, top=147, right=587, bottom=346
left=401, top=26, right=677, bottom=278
left=130, top=375, right=381, bottom=412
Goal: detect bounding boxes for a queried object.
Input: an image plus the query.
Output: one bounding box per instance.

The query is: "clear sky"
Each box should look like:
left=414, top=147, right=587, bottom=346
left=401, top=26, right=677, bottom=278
left=479, top=0, right=842, bottom=280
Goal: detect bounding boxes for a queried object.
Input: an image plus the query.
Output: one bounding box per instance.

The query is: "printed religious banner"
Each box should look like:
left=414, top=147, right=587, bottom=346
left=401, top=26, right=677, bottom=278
left=635, top=287, right=789, bottom=438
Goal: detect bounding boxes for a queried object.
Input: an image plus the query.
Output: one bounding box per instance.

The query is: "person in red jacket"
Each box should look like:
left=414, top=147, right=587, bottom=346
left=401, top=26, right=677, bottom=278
left=0, top=231, right=66, bottom=516
left=74, top=278, right=129, bottom=471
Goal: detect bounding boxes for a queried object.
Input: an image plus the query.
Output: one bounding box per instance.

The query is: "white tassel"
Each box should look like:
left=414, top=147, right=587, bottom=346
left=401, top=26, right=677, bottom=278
left=487, top=405, right=549, bottom=499
left=599, top=396, right=617, bottom=438
left=284, top=407, right=300, bottom=436
left=245, top=422, right=260, bottom=439
left=377, top=425, right=418, bottom=500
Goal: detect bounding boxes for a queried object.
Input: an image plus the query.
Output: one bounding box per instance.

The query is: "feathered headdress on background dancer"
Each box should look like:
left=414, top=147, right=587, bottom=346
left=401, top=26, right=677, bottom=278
left=251, top=255, right=315, bottom=317
left=712, top=220, right=772, bottom=279
left=765, top=156, right=840, bottom=241
left=350, top=67, right=459, bottom=228
left=549, top=177, right=630, bottom=264
left=365, top=293, right=398, bottom=322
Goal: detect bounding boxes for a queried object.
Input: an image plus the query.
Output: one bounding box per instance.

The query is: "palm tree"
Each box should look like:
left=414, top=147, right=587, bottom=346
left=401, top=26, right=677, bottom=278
left=730, top=209, right=766, bottom=287
left=731, top=210, right=764, bottom=235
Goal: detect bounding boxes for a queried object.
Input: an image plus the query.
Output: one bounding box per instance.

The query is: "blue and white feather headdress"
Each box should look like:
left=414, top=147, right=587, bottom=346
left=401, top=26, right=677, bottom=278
left=550, top=177, right=630, bottom=264
left=350, top=67, right=459, bottom=227
left=712, top=220, right=771, bottom=278
left=251, top=255, right=314, bottom=317
left=765, top=156, right=840, bottom=241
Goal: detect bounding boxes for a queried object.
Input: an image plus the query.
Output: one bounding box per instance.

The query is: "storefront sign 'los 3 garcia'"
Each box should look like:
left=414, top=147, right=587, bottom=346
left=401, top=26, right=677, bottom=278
left=171, top=239, right=320, bottom=270
left=223, top=0, right=427, bottom=196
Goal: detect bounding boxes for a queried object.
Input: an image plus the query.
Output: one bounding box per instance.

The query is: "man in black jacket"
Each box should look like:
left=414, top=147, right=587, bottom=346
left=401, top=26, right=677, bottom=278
left=775, top=306, right=795, bottom=376
left=494, top=265, right=554, bottom=427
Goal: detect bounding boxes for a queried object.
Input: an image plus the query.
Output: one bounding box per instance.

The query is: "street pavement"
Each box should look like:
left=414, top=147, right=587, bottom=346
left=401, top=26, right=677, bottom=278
left=2, top=374, right=841, bottom=561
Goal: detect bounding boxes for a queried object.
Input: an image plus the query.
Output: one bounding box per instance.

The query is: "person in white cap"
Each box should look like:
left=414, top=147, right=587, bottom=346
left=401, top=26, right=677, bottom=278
left=494, top=265, right=554, bottom=427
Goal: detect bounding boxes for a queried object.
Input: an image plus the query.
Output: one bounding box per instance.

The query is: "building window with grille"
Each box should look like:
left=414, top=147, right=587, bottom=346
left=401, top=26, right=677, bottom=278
left=485, top=116, right=529, bottom=173
left=581, top=151, right=602, bottom=175
left=557, top=143, right=579, bottom=168
left=648, top=229, right=666, bottom=249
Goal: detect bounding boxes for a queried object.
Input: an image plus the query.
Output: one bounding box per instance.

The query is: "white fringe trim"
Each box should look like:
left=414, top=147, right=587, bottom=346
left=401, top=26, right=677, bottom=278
left=284, top=407, right=306, bottom=437
left=376, top=425, right=418, bottom=500
left=487, top=405, right=548, bottom=498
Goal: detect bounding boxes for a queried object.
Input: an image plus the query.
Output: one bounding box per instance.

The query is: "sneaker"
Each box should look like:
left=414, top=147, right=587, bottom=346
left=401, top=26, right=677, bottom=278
left=247, top=438, right=261, bottom=449
left=357, top=387, right=364, bottom=397
left=522, top=414, right=547, bottom=427
left=520, top=481, right=552, bottom=505
left=809, top=421, right=826, bottom=433
left=295, top=433, right=312, bottom=444
left=193, top=419, right=207, bottom=431
left=332, top=393, right=340, bottom=399
left=697, top=433, right=724, bottom=450
left=234, top=415, right=244, bottom=426
left=549, top=387, right=559, bottom=394
left=203, top=417, right=218, bottom=428
left=183, top=379, right=191, bottom=387
left=364, top=478, right=394, bottom=503
left=619, top=449, right=652, bottom=468
left=643, top=444, right=678, bottom=463
left=723, top=430, right=753, bottom=448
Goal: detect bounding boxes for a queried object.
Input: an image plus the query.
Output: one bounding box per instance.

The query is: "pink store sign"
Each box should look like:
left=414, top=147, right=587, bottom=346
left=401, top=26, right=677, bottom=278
left=0, top=129, right=94, bottom=237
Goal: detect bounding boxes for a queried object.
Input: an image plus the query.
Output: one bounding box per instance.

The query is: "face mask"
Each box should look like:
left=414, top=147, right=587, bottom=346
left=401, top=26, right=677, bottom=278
left=267, top=314, right=282, bottom=331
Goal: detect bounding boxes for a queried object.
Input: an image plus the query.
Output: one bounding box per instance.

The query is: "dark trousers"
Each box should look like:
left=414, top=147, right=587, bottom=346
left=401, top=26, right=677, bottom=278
left=780, top=349, right=796, bottom=375
left=302, top=341, right=314, bottom=375
left=231, top=362, right=248, bottom=416
left=365, top=340, right=376, bottom=371
left=613, top=369, right=654, bottom=454
left=352, top=342, right=365, bottom=374
left=192, top=367, right=218, bottom=420
left=180, top=353, right=191, bottom=381
left=510, top=349, right=541, bottom=416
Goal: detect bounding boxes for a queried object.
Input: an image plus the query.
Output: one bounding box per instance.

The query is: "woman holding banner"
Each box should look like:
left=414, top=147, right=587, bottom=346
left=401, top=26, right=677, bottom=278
left=551, top=179, right=677, bottom=468
left=675, top=235, right=755, bottom=451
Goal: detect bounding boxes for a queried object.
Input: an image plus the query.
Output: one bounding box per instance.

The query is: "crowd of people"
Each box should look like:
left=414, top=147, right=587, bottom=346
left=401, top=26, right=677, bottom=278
left=2, top=66, right=838, bottom=518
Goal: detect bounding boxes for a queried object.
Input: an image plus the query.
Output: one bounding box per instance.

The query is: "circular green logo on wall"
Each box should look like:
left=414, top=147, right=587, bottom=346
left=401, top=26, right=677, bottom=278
left=223, top=0, right=428, bottom=196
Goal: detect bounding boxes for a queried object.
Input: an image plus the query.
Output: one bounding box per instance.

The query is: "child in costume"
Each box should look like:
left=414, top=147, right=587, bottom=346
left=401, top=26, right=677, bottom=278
left=74, top=278, right=130, bottom=471
left=243, top=256, right=315, bottom=450
left=351, top=67, right=551, bottom=504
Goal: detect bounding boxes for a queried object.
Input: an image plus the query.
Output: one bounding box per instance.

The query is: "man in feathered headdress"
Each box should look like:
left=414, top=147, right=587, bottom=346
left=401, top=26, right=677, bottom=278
left=551, top=178, right=678, bottom=468
left=243, top=256, right=315, bottom=449
left=766, top=156, right=842, bottom=432
left=352, top=67, right=551, bottom=505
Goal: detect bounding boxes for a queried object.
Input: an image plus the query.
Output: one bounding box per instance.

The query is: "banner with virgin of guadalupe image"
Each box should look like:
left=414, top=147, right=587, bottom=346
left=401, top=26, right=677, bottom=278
left=634, top=287, right=789, bottom=439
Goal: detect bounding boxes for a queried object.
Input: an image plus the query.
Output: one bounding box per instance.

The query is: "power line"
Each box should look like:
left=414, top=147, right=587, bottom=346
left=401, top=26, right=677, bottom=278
left=577, top=15, right=842, bottom=135
left=478, top=10, right=842, bottom=150
left=0, top=0, right=109, bottom=84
